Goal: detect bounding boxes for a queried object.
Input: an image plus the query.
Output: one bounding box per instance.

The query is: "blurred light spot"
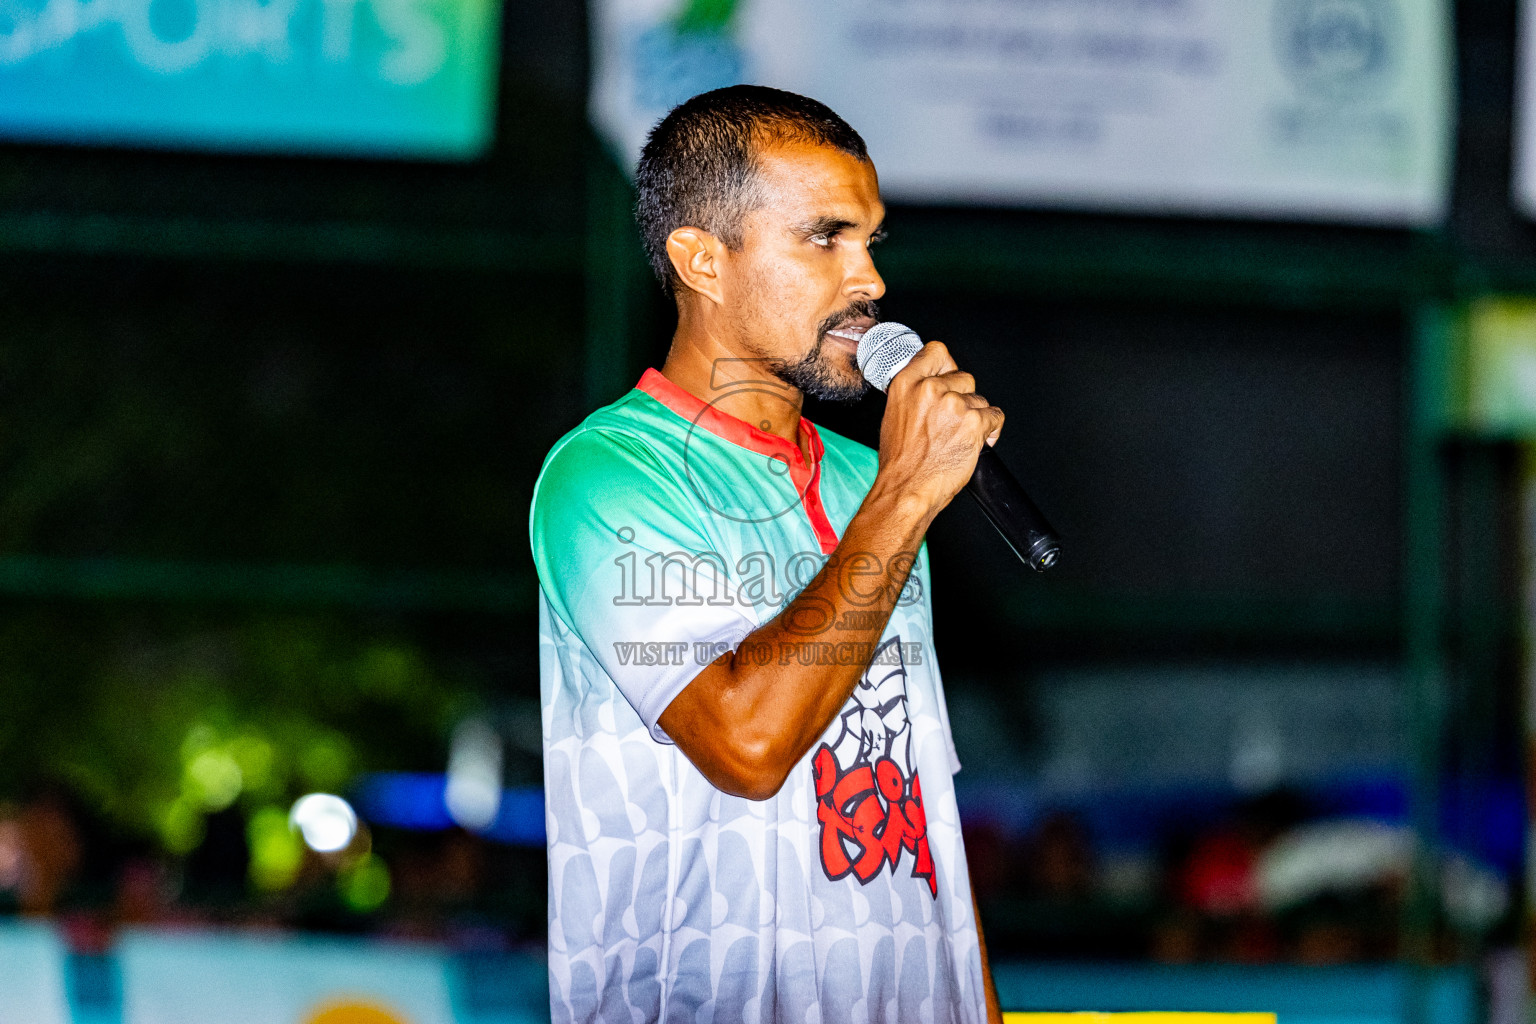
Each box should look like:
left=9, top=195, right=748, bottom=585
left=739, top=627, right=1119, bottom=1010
left=247, top=805, right=304, bottom=891
left=185, top=749, right=243, bottom=811
left=339, top=853, right=390, bottom=912
left=445, top=717, right=502, bottom=831
left=290, top=793, right=357, bottom=853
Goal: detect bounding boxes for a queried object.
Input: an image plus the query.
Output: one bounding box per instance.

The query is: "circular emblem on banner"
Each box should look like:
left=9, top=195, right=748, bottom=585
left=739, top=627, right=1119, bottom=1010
left=1273, top=0, right=1399, bottom=100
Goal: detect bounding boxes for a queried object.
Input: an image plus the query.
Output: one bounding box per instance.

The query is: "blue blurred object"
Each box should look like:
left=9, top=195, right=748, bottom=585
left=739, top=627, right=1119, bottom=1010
left=354, top=772, right=455, bottom=830
left=354, top=773, right=545, bottom=845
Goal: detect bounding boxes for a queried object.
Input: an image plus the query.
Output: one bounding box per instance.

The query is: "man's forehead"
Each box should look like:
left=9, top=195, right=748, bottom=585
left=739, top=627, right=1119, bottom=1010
left=750, top=140, right=884, bottom=226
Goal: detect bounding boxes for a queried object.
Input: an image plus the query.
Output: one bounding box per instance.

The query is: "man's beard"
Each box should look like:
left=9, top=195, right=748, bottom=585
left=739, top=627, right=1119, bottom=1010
left=767, top=300, right=879, bottom=402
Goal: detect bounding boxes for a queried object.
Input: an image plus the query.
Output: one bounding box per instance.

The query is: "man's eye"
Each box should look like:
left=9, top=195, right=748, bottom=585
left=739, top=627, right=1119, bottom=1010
left=809, top=233, right=832, bottom=247
left=868, top=229, right=888, bottom=247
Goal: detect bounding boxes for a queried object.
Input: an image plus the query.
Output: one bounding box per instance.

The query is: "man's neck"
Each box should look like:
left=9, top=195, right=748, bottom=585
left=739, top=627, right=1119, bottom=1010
left=659, top=321, right=808, bottom=454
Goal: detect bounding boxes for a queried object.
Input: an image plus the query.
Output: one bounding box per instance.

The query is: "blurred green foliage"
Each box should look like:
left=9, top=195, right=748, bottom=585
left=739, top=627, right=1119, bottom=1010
left=0, top=607, right=475, bottom=859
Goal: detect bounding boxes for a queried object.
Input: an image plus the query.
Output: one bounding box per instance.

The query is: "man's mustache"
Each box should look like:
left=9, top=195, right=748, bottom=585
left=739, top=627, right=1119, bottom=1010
left=819, top=300, right=881, bottom=336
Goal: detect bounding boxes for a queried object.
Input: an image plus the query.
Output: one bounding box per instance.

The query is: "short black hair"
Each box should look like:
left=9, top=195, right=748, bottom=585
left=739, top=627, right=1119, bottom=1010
left=634, top=85, right=869, bottom=295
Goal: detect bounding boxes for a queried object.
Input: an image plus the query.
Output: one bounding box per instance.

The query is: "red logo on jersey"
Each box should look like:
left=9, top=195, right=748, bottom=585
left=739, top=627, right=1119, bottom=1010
left=813, top=745, right=936, bottom=897
left=811, top=637, right=937, bottom=898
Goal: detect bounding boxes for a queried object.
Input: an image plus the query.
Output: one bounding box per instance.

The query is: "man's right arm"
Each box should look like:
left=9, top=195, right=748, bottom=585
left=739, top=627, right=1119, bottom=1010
left=657, top=341, right=1003, bottom=800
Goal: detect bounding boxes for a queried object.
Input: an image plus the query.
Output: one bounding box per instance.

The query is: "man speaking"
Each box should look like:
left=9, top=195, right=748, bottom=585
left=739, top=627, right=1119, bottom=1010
left=530, top=85, right=1005, bottom=1023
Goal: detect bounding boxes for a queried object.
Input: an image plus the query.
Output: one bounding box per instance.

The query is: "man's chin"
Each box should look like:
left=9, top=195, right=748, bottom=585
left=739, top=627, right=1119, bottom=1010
left=802, top=370, right=868, bottom=404
left=822, top=351, right=869, bottom=401
left=769, top=340, right=868, bottom=402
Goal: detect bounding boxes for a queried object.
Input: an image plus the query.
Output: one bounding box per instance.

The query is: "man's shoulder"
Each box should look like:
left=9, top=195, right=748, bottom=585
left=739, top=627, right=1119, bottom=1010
left=536, top=390, right=682, bottom=485
left=529, top=389, right=694, bottom=531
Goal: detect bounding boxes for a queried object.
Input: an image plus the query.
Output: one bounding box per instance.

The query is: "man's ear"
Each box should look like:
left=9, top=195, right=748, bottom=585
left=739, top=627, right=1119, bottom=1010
left=666, top=227, right=728, bottom=305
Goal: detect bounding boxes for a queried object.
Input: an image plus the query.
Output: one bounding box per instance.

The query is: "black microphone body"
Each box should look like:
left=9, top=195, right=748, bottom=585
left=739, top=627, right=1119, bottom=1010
left=856, top=321, right=1062, bottom=572
left=966, top=446, right=1061, bottom=571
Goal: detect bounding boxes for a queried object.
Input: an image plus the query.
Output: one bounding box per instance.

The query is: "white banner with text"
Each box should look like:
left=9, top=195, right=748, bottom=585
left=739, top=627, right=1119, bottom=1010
left=591, top=0, right=1453, bottom=224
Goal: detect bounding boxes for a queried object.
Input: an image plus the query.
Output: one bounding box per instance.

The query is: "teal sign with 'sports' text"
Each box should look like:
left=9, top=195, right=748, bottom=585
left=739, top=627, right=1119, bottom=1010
left=0, top=0, right=500, bottom=158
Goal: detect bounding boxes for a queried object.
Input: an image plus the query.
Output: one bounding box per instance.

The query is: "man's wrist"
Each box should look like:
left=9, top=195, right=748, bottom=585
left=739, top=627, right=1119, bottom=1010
left=862, top=473, right=941, bottom=539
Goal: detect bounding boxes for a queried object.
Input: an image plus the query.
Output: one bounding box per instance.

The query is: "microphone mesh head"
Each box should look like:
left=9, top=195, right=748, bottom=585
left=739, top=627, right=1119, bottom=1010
left=856, top=321, right=923, bottom=392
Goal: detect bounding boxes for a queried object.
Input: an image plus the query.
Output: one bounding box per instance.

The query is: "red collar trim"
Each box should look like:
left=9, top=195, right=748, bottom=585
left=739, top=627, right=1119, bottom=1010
left=636, top=368, right=839, bottom=554
left=636, top=368, right=823, bottom=463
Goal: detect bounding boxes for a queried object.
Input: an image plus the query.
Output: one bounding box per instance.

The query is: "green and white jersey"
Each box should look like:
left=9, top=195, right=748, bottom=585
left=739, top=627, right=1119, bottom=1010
left=530, top=369, right=985, bottom=1024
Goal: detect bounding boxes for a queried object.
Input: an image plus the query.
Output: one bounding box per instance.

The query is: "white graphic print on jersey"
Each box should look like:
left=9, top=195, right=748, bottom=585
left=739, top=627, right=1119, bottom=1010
left=812, top=637, right=938, bottom=898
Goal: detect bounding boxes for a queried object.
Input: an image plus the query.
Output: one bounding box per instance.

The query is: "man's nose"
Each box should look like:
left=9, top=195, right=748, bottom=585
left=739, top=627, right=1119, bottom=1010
left=845, top=249, right=886, bottom=302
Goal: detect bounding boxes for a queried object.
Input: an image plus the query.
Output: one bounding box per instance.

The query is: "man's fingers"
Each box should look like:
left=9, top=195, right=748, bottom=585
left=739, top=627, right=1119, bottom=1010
left=885, top=339, right=1005, bottom=450
left=980, top=406, right=1005, bottom=447
left=940, top=370, right=976, bottom=394
left=946, top=392, right=1005, bottom=445
left=895, top=340, right=958, bottom=383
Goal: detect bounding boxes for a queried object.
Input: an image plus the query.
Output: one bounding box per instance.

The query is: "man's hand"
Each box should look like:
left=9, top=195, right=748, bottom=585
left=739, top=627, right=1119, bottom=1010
left=658, top=343, right=1002, bottom=800
left=875, top=340, right=1006, bottom=518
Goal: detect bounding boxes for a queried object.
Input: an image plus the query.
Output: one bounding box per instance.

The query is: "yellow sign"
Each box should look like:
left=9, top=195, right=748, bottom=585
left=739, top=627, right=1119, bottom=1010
left=1005, top=1015, right=1276, bottom=1024
left=302, top=1000, right=412, bottom=1024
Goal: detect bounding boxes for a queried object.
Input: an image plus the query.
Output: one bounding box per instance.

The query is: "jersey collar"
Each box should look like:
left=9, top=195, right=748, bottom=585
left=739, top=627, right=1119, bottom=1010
left=636, top=368, right=839, bottom=554
left=636, top=368, right=825, bottom=467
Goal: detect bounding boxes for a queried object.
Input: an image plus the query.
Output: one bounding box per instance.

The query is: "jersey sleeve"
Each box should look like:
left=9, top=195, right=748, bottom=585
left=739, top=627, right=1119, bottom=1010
left=530, top=428, right=759, bottom=743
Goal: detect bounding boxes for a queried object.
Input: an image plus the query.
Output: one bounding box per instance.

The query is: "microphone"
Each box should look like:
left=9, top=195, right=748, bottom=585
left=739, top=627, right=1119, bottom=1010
left=857, top=322, right=1061, bottom=572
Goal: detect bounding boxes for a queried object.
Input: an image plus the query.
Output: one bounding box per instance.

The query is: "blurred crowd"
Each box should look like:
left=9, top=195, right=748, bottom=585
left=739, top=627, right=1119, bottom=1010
left=0, top=786, right=546, bottom=952
left=0, top=780, right=1509, bottom=965
left=963, top=791, right=1509, bottom=964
